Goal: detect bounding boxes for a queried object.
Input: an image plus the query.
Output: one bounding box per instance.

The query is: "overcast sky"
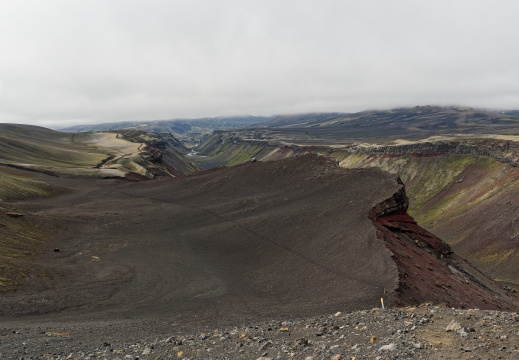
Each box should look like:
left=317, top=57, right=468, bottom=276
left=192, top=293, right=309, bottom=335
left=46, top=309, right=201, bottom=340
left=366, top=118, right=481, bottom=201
left=1, top=0, right=518, bottom=128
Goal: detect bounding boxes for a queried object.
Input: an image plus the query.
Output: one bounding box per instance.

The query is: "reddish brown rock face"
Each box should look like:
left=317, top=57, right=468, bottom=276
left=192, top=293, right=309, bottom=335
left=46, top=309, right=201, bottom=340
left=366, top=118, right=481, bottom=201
left=371, top=191, right=519, bottom=310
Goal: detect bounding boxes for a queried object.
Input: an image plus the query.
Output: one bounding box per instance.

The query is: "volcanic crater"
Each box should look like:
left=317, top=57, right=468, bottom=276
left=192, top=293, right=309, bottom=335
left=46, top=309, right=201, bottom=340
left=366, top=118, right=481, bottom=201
left=2, top=155, right=517, bottom=324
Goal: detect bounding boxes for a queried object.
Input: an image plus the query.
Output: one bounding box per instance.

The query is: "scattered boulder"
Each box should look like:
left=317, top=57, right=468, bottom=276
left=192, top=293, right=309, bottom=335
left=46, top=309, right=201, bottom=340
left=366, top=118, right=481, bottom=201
left=446, top=320, right=463, bottom=332
left=5, top=212, right=24, bottom=218
left=378, top=343, right=397, bottom=351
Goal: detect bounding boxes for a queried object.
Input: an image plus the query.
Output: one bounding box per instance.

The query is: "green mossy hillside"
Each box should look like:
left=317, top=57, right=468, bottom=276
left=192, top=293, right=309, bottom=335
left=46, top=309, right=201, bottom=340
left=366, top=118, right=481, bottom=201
left=0, top=167, right=65, bottom=202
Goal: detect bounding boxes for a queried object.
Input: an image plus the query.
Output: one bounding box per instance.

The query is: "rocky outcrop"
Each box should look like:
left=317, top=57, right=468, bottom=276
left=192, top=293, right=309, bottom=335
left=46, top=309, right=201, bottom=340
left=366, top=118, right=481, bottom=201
left=114, top=130, right=200, bottom=177
left=344, top=140, right=519, bottom=167
left=370, top=186, right=519, bottom=310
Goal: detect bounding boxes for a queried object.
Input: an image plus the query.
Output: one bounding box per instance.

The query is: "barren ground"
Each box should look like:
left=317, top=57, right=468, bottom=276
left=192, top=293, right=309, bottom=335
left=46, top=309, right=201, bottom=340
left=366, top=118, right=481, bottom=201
left=1, top=155, right=517, bottom=359
left=0, top=156, right=404, bottom=356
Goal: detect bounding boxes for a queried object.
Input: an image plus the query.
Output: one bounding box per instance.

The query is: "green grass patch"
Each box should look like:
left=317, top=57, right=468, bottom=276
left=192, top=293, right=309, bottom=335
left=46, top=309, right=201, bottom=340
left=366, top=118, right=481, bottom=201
left=0, top=209, right=52, bottom=289
left=407, top=155, right=503, bottom=225
left=0, top=167, right=64, bottom=201
left=200, top=141, right=267, bottom=167
left=335, top=153, right=369, bottom=166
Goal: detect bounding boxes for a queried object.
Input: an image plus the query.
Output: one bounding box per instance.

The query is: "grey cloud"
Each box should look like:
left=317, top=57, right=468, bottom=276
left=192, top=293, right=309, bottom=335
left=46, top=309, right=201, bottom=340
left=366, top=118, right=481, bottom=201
left=0, top=0, right=518, bottom=128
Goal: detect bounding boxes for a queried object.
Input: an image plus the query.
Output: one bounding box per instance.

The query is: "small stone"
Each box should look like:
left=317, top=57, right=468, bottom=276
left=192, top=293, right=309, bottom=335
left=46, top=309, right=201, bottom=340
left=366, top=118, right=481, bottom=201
left=446, top=320, right=463, bottom=332
left=378, top=343, right=397, bottom=352
left=331, top=355, right=343, bottom=360
left=258, top=341, right=271, bottom=351
left=6, top=212, right=23, bottom=218
left=316, top=327, right=327, bottom=336
left=368, top=336, right=378, bottom=343
left=142, top=347, right=151, bottom=355
left=294, top=337, right=308, bottom=346
left=334, top=312, right=342, bottom=317
left=457, top=328, right=468, bottom=337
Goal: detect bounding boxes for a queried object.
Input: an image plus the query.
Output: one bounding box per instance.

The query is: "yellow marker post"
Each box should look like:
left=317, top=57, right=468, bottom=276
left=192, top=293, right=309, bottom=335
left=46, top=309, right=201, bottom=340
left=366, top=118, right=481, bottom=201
left=381, top=298, right=385, bottom=309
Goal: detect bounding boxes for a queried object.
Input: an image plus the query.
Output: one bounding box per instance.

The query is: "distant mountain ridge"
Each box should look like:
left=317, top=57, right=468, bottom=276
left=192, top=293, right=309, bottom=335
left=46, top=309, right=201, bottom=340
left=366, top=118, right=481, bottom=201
left=237, top=106, right=519, bottom=142
left=59, top=106, right=519, bottom=145
left=60, top=116, right=274, bottom=146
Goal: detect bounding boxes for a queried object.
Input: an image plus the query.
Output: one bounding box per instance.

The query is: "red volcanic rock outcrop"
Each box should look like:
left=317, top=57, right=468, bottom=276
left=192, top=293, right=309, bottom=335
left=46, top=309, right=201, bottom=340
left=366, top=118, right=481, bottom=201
left=370, top=184, right=518, bottom=310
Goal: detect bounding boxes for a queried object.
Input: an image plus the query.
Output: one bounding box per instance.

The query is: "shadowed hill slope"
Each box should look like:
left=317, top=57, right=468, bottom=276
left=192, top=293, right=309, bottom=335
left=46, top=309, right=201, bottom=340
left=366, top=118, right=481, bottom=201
left=2, top=155, right=517, bottom=330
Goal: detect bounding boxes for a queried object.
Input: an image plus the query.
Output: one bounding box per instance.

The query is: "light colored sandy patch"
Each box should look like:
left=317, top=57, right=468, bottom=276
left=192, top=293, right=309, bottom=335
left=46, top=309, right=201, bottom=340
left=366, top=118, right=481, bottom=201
left=80, top=133, right=151, bottom=177
left=353, top=142, right=385, bottom=148
left=392, top=139, right=419, bottom=145
left=392, top=134, right=519, bottom=145
left=94, top=168, right=128, bottom=177
left=417, top=316, right=458, bottom=349
left=85, top=133, right=142, bottom=155
left=479, top=134, right=519, bottom=141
